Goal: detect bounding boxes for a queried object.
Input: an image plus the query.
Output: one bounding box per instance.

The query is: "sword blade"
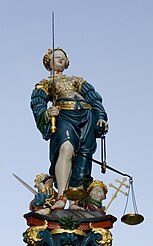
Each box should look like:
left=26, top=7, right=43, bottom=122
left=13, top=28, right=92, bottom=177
left=12, top=173, right=37, bottom=195
left=52, top=11, right=55, bottom=104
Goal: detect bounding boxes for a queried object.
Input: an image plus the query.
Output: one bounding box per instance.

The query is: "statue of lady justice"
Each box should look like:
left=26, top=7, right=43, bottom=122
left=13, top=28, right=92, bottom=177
left=30, top=48, right=108, bottom=210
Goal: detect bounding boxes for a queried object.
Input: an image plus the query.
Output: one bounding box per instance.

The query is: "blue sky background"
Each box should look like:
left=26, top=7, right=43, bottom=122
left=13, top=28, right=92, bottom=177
left=1, top=0, right=153, bottom=245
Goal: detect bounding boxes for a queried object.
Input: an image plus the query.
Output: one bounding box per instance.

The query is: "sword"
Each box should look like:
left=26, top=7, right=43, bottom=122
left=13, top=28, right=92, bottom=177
left=50, top=11, right=56, bottom=133
left=12, top=173, right=37, bottom=195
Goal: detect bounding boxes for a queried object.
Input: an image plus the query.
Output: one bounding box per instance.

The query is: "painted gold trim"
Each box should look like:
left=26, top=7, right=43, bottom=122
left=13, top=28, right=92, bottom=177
left=78, top=79, right=86, bottom=92
left=24, top=221, right=48, bottom=245
left=51, top=228, right=86, bottom=237
left=55, top=100, right=91, bottom=110
left=35, top=79, right=49, bottom=95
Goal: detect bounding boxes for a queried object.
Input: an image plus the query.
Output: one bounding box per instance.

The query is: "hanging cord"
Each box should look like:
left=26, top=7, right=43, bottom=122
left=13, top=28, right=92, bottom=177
left=101, top=135, right=106, bottom=173
left=122, top=177, right=139, bottom=216
left=122, top=178, right=131, bottom=216
left=130, top=178, right=139, bottom=214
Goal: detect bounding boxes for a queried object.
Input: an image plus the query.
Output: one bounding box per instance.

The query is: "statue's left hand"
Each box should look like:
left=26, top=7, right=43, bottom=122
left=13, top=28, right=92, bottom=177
left=97, top=119, right=109, bottom=134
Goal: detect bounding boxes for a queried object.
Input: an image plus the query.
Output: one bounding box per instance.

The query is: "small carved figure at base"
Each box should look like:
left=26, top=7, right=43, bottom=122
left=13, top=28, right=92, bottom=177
left=29, top=173, right=57, bottom=215
left=78, top=180, right=108, bottom=215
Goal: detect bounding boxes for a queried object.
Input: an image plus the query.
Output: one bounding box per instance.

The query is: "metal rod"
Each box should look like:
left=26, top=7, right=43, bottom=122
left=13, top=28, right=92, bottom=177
left=52, top=11, right=55, bottom=104
left=50, top=12, right=56, bottom=133
left=76, top=151, right=132, bottom=179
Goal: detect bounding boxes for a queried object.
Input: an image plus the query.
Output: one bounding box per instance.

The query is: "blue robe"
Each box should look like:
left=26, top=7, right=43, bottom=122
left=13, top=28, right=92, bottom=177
left=31, top=78, right=108, bottom=187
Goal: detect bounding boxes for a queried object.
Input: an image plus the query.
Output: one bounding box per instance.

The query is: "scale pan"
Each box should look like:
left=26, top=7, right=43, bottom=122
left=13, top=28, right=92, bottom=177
left=64, top=188, right=88, bottom=201
left=121, top=213, right=144, bottom=225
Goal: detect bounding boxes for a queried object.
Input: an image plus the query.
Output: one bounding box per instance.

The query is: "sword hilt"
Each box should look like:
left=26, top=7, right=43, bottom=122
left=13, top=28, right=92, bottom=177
left=51, top=116, right=56, bottom=133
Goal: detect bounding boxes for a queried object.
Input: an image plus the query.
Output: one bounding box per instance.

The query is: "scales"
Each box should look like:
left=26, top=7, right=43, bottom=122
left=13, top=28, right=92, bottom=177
left=64, top=187, right=88, bottom=201
left=121, top=177, right=144, bottom=225
left=121, top=213, right=144, bottom=225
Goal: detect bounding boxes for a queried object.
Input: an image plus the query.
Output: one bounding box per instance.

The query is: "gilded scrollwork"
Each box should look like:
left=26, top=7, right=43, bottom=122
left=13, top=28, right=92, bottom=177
left=91, top=228, right=112, bottom=246
left=35, top=79, right=50, bottom=95
left=23, top=221, right=48, bottom=246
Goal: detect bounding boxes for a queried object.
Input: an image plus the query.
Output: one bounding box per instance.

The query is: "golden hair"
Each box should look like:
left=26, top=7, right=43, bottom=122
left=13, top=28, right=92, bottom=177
left=34, top=173, right=50, bottom=188
left=43, top=47, right=69, bottom=71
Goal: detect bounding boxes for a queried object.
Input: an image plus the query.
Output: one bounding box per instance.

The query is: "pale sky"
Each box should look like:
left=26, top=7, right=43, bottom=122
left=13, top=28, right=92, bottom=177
left=1, top=0, right=153, bottom=245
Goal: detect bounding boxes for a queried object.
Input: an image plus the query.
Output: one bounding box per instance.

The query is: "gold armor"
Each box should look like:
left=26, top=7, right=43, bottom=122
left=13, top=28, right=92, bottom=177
left=48, top=75, right=85, bottom=98
left=36, top=75, right=85, bottom=98
left=36, top=76, right=84, bottom=97
left=35, top=79, right=50, bottom=95
left=35, top=75, right=92, bottom=110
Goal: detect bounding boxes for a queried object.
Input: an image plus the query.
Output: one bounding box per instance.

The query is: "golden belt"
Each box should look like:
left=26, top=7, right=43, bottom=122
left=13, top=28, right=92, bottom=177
left=55, top=100, right=92, bottom=110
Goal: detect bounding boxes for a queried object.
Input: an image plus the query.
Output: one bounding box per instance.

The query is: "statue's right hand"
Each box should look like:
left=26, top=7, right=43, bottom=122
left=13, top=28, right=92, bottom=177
left=46, top=106, right=59, bottom=118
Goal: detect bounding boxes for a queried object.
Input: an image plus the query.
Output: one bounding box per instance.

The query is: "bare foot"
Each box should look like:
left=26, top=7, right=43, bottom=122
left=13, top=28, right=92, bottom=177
left=51, top=195, right=67, bottom=210
left=36, top=208, right=51, bottom=215
left=69, top=204, right=85, bottom=210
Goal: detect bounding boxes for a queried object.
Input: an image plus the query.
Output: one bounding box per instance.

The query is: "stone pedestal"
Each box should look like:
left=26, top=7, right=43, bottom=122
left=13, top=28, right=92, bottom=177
left=23, top=210, right=117, bottom=246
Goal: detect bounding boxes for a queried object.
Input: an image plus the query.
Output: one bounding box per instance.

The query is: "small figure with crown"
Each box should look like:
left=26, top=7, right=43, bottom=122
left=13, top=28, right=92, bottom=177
left=29, top=173, right=57, bottom=215
left=78, top=180, right=108, bottom=215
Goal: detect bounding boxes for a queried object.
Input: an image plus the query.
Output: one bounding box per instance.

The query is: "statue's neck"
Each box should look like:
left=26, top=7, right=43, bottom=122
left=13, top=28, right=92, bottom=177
left=50, top=70, right=63, bottom=76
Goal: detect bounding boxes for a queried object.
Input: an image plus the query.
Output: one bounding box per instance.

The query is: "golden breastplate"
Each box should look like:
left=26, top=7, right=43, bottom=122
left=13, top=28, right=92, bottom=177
left=35, top=76, right=91, bottom=110
left=48, top=75, right=85, bottom=99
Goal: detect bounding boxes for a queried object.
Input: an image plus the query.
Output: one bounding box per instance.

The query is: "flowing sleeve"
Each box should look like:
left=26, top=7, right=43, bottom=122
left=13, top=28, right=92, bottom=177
left=79, top=81, right=108, bottom=122
left=30, top=80, right=52, bottom=140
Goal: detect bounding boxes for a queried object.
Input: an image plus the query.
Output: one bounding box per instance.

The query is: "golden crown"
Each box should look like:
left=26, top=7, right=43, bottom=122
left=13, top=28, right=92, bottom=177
left=43, top=47, right=70, bottom=71
left=34, top=173, right=50, bottom=187
left=87, top=180, right=108, bottom=195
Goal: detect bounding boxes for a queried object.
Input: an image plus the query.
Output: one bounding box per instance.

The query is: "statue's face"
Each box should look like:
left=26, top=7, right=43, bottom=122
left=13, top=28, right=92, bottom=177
left=89, top=186, right=105, bottom=202
left=36, top=182, right=45, bottom=192
left=50, top=50, right=67, bottom=72
left=36, top=177, right=53, bottom=192
left=44, top=178, right=53, bottom=188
